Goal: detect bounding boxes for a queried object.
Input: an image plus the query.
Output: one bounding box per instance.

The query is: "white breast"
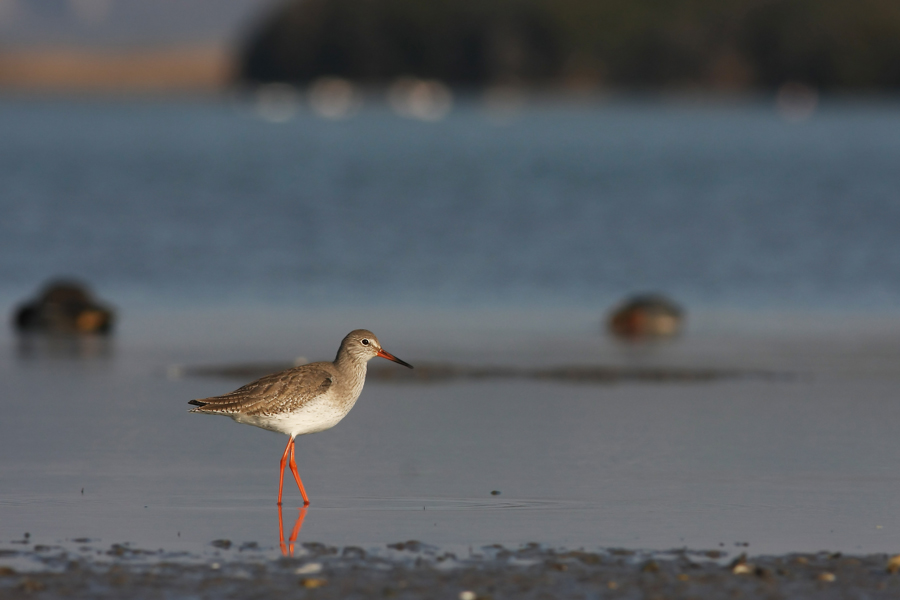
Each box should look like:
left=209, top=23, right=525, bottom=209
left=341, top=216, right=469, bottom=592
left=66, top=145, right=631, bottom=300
left=231, top=387, right=361, bottom=437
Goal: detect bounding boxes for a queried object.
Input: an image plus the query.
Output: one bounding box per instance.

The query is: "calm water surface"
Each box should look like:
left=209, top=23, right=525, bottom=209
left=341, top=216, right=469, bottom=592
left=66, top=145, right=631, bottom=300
left=2, top=311, right=900, bottom=557
left=1, top=98, right=900, bottom=558
left=2, top=97, right=900, bottom=310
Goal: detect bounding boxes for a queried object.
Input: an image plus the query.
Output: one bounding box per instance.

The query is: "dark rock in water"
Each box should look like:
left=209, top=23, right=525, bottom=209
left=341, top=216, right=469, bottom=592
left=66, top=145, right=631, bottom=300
left=13, top=280, right=115, bottom=335
left=607, top=293, right=683, bottom=339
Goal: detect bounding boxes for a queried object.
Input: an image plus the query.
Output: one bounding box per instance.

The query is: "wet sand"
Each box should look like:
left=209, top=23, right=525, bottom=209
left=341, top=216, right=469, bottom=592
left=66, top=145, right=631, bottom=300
left=3, top=540, right=900, bottom=599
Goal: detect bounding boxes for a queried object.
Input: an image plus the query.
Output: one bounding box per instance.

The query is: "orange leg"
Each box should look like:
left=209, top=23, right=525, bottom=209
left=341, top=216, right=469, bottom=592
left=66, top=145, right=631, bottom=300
left=277, top=437, right=293, bottom=506
left=289, top=438, right=311, bottom=506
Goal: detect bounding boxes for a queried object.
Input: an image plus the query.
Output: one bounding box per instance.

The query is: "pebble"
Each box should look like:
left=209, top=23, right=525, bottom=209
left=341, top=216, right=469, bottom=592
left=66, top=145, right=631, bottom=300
left=295, top=563, right=323, bottom=575
left=886, top=554, right=900, bottom=573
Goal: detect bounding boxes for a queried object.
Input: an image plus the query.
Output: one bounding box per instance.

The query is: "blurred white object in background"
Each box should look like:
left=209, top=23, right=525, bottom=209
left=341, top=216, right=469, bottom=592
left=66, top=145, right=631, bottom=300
left=308, top=76, right=362, bottom=120
left=254, top=83, right=302, bottom=122
left=482, top=84, right=526, bottom=124
left=776, top=81, right=818, bottom=122
left=387, top=77, right=453, bottom=121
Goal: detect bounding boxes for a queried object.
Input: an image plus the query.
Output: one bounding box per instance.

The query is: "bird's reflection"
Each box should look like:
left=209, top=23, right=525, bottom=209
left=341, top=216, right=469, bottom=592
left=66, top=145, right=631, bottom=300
left=278, top=505, right=307, bottom=556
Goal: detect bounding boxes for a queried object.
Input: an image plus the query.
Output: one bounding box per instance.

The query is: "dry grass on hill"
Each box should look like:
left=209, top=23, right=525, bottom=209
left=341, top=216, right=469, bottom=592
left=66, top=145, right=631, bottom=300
left=0, top=45, right=234, bottom=93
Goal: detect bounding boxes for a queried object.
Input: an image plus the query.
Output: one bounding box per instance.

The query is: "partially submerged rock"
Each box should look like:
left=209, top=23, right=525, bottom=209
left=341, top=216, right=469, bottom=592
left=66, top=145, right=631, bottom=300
left=13, top=280, right=115, bottom=335
left=607, top=293, right=684, bottom=339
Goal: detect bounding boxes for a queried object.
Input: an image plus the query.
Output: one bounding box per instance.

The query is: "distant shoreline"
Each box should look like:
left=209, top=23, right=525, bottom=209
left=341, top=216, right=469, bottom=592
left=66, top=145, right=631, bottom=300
left=2, top=45, right=900, bottom=99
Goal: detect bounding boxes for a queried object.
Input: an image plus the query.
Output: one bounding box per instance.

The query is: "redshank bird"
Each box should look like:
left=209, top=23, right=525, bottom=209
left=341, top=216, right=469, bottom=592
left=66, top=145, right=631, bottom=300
left=188, top=329, right=413, bottom=505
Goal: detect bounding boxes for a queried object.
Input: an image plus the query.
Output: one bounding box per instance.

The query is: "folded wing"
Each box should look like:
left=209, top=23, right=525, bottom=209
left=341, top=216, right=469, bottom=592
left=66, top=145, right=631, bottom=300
left=188, top=366, right=334, bottom=417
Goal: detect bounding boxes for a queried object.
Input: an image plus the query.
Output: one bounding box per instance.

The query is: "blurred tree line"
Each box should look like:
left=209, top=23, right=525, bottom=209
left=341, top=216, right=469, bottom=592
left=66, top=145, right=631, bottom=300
left=240, top=0, right=900, bottom=91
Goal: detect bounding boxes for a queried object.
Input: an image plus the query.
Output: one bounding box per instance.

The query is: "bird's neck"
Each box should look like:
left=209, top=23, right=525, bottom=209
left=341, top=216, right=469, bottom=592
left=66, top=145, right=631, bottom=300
left=334, top=354, right=368, bottom=401
left=334, top=352, right=368, bottom=378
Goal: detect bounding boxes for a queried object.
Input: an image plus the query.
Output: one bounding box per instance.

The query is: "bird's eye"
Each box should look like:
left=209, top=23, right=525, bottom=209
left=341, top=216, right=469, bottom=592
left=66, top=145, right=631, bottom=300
left=361, top=339, right=369, bottom=346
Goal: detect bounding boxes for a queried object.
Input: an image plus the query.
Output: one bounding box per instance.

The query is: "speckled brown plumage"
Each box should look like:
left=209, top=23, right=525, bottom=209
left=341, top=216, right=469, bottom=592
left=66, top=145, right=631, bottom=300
left=189, top=365, right=335, bottom=417
left=187, top=329, right=413, bottom=506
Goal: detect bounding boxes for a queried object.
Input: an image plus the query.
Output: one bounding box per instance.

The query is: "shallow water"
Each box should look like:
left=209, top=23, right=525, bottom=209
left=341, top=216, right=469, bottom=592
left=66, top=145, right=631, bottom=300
left=3, top=99, right=900, bottom=562
left=3, top=308, right=900, bottom=558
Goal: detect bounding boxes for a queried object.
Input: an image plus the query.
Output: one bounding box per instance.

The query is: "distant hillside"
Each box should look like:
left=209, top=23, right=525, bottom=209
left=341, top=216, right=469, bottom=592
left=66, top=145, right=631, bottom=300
left=239, top=0, right=900, bottom=91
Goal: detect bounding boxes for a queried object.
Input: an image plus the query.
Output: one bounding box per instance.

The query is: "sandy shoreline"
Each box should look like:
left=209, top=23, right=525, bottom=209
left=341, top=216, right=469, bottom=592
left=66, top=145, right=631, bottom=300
left=3, top=540, right=900, bottom=599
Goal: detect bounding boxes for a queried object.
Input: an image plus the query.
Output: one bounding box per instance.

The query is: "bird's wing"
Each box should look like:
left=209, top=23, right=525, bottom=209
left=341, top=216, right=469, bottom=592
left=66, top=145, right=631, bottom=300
left=188, top=365, right=334, bottom=416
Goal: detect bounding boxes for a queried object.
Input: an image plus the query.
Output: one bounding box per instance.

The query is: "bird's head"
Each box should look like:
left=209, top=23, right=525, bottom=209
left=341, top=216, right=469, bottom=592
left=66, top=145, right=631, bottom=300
left=339, top=329, right=413, bottom=368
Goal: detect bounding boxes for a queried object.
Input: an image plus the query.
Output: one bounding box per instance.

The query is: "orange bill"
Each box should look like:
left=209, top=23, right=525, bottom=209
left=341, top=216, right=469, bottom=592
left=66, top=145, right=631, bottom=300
left=376, top=349, right=413, bottom=369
